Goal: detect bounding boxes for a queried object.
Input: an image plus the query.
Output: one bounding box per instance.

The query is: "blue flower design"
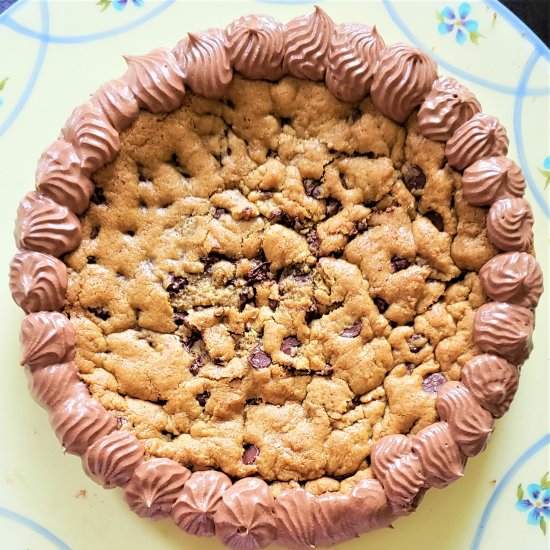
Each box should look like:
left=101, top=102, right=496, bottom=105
left=96, top=0, right=144, bottom=11
left=516, top=475, right=550, bottom=535
left=437, top=2, right=482, bottom=45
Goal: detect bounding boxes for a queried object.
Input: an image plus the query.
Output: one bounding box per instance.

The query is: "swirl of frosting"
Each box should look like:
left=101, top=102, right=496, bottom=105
left=474, top=301, right=534, bottom=364
left=371, top=434, right=425, bottom=508
left=176, top=29, right=233, bottom=99
left=172, top=471, right=232, bottom=537
left=82, top=430, right=145, bottom=488
left=486, top=197, right=534, bottom=252
left=347, top=479, right=397, bottom=532
left=124, top=458, right=190, bottom=520
left=445, top=113, right=509, bottom=171
left=49, top=394, right=116, bottom=455
left=15, top=192, right=82, bottom=258
left=370, top=43, right=438, bottom=124
left=214, top=478, right=276, bottom=550
left=27, top=361, right=87, bottom=409
left=436, top=382, right=495, bottom=457
left=225, top=15, right=285, bottom=81
left=124, top=49, right=185, bottom=114
left=462, top=156, right=526, bottom=206
left=325, top=23, right=385, bottom=102
left=411, top=422, right=464, bottom=488
left=479, top=252, right=543, bottom=309
left=9, top=250, right=67, bottom=313
left=91, top=78, right=140, bottom=131
left=283, top=6, right=334, bottom=81
left=461, top=354, right=519, bottom=418
left=417, top=77, right=481, bottom=142
left=274, top=489, right=318, bottom=549
left=20, top=312, right=76, bottom=370
left=61, top=102, right=120, bottom=175
left=35, top=140, right=94, bottom=214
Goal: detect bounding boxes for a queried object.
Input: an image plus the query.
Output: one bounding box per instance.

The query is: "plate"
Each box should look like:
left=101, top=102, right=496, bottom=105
left=0, top=1, right=548, bottom=549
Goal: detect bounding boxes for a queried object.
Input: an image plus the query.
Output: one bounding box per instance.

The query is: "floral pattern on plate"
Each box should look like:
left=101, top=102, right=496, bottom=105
left=516, top=473, right=550, bottom=535
left=436, top=2, right=483, bottom=45
left=97, top=0, right=144, bottom=12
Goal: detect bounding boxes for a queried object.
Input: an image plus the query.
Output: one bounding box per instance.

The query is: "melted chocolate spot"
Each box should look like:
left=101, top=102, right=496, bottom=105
left=173, top=311, right=186, bottom=326
left=403, top=165, right=426, bottom=192
left=88, top=307, right=110, bottom=321
left=248, top=260, right=270, bottom=283
left=325, top=198, right=341, bottom=217
left=212, top=207, right=226, bottom=219
left=307, top=230, right=321, bottom=257
left=268, top=299, right=279, bottom=311
left=303, top=179, right=322, bottom=199
left=281, top=336, right=301, bottom=356
left=196, top=391, right=210, bottom=407
left=408, top=334, right=423, bottom=353
left=91, top=186, right=106, bottom=205
left=246, top=397, right=263, bottom=406
left=166, top=275, right=188, bottom=296
left=342, top=321, right=362, bottom=338
left=355, top=219, right=369, bottom=233
left=239, top=286, right=255, bottom=311
left=189, top=358, right=203, bottom=376
left=424, top=211, right=445, bottom=232
left=242, top=444, right=260, bottom=465
left=248, top=346, right=272, bottom=369
left=374, top=297, right=388, bottom=313
left=422, top=373, right=446, bottom=394
left=201, top=253, right=230, bottom=272
left=391, top=257, right=410, bottom=273
left=87, top=256, right=97, bottom=264
left=306, top=298, right=320, bottom=323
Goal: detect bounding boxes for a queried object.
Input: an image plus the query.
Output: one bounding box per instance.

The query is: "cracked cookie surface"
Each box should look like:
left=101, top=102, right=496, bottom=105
left=63, top=75, right=495, bottom=494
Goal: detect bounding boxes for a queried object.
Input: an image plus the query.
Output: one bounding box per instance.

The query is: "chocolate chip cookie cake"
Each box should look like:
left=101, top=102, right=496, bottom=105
left=9, top=7, right=543, bottom=549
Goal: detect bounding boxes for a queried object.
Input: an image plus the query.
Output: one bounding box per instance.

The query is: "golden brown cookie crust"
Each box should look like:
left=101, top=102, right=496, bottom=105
left=64, top=75, right=495, bottom=493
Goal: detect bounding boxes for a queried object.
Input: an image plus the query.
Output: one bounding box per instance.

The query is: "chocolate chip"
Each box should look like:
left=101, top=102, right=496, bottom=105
left=403, top=165, right=426, bottom=192
left=424, top=211, right=444, bottom=232
left=166, top=275, right=188, bottom=296
left=212, top=207, right=226, bottom=219
left=87, top=256, right=97, bottom=264
left=303, top=179, right=322, bottom=199
left=126, top=230, right=135, bottom=237
left=239, top=287, right=255, bottom=311
left=196, top=391, right=210, bottom=407
left=91, top=186, right=106, bottom=205
left=248, top=260, right=270, bottom=283
left=341, top=321, right=362, bottom=338
left=281, top=117, right=291, bottom=126
left=408, top=334, right=423, bottom=353
left=268, top=299, right=279, bottom=311
left=406, top=362, right=416, bottom=374
left=279, top=213, right=305, bottom=231
left=246, top=397, right=262, bottom=405
left=374, top=297, right=388, bottom=313
left=201, top=253, right=230, bottom=272
left=422, top=373, right=446, bottom=394
left=88, top=307, right=110, bottom=321
left=307, top=230, right=321, bottom=257
left=325, top=198, right=341, bottom=217
left=173, top=311, right=186, bottom=326
left=189, top=358, right=203, bottom=376
left=213, top=358, right=227, bottom=367
left=355, top=219, right=369, bottom=233
left=90, top=226, right=100, bottom=239
left=281, top=336, right=300, bottom=356
left=391, top=257, right=410, bottom=273
left=242, top=444, right=259, bottom=465
left=305, top=298, right=320, bottom=323
left=248, top=346, right=272, bottom=369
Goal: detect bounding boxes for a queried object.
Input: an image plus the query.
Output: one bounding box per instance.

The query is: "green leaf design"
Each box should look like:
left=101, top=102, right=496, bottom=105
left=96, top=0, right=111, bottom=11
left=541, top=471, right=550, bottom=489
left=469, top=31, right=485, bottom=46
left=0, top=77, right=8, bottom=92
left=538, top=169, right=550, bottom=190
left=541, top=517, right=547, bottom=536
left=436, top=10, right=444, bottom=23
left=517, top=483, right=524, bottom=500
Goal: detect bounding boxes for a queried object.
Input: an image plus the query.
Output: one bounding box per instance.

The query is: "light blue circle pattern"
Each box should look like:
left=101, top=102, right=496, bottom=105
left=0, top=2, right=548, bottom=549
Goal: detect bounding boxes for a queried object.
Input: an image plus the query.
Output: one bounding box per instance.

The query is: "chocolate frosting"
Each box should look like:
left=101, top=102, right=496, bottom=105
left=370, top=43, right=438, bottom=124
left=20, top=311, right=76, bottom=369
left=462, top=156, right=526, bottom=206
left=225, top=15, right=285, bottom=81
left=474, top=301, right=534, bottom=364
left=172, top=471, right=232, bottom=537
left=325, top=23, right=384, bottom=102
left=35, top=140, right=94, bottom=214
left=9, top=250, right=67, bottom=313
left=283, top=6, right=334, bottom=81
left=486, top=197, right=534, bottom=252
left=124, top=49, right=185, bottom=114
left=411, top=422, right=464, bottom=488
left=15, top=192, right=82, bottom=257
left=461, top=354, right=519, bottom=418
left=371, top=434, right=425, bottom=507
left=83, top=430, right=145, bottom=488
left=49, top=394, right=116, bottom=455
left=436, top=382, right=494, bottom=457
left=479, top=252, right=543, bottom=309
left=417, top=76, right=481, bottom=142
left=215, top=478, right=276, bottom=550
left=274, top=488, right=318, bottom=550
left=445, top=113, right=509, bottom=171
left=61, top=102, right=120, bottom=175
left=176, top=29, right=233, bottom=99
left=91, top=78, right=140, bottom=131
left=27, top=361, right=87, bottom=409
left=124, top=458, right=190, bottom=520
